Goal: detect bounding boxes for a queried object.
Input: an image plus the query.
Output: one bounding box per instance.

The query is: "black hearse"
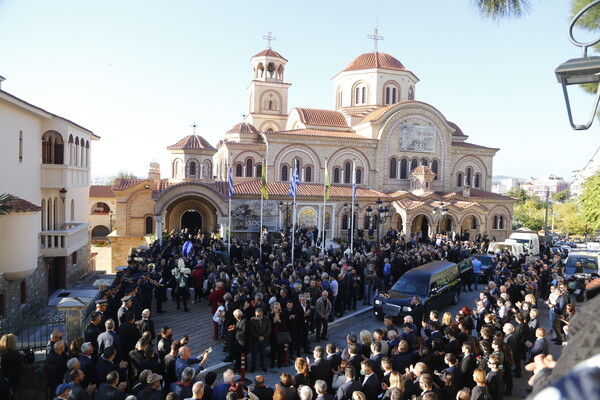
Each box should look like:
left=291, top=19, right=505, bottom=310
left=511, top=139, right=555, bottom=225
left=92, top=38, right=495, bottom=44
left=373, top=260, right=461, bottom=321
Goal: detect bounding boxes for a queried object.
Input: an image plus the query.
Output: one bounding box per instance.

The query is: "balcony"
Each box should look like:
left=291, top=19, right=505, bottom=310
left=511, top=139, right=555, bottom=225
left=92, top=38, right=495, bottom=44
left=40, top=222, right=89, bottom=258
left=41, top=164, right=89, bottom=189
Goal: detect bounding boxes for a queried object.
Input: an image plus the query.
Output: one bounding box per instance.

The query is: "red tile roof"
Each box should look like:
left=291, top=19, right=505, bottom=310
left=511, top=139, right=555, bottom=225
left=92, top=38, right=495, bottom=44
left=227, top=122, right=259, bottom=134
left=294, top=108, right=349, bottom=128
left=233, top=180, right=389, bottom=198
left=5, top=195, right=41, bottom=213
left=360, top=100, right=447, bottom=124
left=468, top=189, right=514, bottom=200
left=447, top=121, right=467, bottom=137
left=452, top=142, right=498, bottom=150
left=90, top=185, right=115, bottom=198
left=267, top=129, right=370, bottom=140
left=167, top=135, right=215, bottom=151
left=343, top=52, right=406, bottom=72
left=252, top=49, right=288, bottom=61
left=114, top=178, right=145, bottom=190
left=410, top=165, right=436, bottom=176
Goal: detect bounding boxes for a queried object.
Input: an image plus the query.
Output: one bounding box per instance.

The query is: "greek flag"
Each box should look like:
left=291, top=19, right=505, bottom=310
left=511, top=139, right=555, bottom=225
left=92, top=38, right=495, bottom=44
left=228, top=166, right=234, bottom=199
left=352, top=168, right=357, bottom=202
left=289, top=167, right=299, bottom=198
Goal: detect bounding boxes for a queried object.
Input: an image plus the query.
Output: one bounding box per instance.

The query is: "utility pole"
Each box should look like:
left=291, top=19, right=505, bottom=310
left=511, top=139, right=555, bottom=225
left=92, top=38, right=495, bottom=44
left=543, top=188, right=550, bottom=250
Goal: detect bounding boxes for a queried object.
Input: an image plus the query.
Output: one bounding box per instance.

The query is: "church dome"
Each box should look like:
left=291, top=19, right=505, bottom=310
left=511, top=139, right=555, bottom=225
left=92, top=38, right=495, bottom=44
left=227, top=122, right=260, bottom=135
left=167, top=135, right=215, bottom=151
left=343, top=52, right=406, bottom=72
left=252, top=49, right=288, bottom=61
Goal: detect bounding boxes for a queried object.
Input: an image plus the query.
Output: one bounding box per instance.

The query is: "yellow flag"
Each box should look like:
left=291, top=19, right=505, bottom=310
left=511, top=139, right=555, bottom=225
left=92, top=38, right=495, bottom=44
left=261, top=163, right=269, bottom=199
left=325, top=166, right=330, bottom=200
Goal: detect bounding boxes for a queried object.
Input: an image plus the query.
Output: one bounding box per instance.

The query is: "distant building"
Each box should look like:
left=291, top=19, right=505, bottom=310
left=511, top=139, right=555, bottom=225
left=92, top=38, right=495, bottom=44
left=571, top=146, right=600, bottom=198
left=492, top=177, right=523, bottom=195
left=0, top=81, right=98, bottom=318
left=531, top=175, right=569, bottom=200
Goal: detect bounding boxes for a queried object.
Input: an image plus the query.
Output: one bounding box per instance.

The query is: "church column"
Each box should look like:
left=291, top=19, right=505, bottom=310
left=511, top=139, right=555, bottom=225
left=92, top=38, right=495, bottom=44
left=154, top=216, right=163, bottom=246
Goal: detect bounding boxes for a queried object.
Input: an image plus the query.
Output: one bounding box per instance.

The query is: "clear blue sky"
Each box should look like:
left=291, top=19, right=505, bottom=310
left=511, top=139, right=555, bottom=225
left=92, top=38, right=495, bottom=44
left=1, top=0, right=599, bottom=182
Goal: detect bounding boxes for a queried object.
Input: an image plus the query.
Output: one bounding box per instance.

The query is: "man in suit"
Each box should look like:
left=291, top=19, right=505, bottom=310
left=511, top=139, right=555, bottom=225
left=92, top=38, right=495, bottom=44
left=97, top=319, right=123, bottom=362
left=410, top=296, right=425, bottom=336
left=369, top=341, right=385, bottom=380
left=46, top=340, right=68, bottom=395
left=95, top=347, right=127, bottom=385
left=326, top=344, right=342, bottom=374
left=94, top=299, right=109, bottom=333
left=249, top=375, right=274, bottom=400
left=360, top=359, right=381, bottom=399
left=309, top=346, right=333, bottom=389
left=249, top=308, right=271, bottom=372
left=118, top=312, right=140, bottom=357
left=77, top=342, right=96, bottom=388
left=346, top=343, right=365, bottom=379
left=315, top=379, right=334, bottom=400
left=315, top=290, right=332, bottom=342
left=460, top=342, right=477, bottom=389
left=94, top=370, right=127, bottom=400
left=84, top=312, right=102, bottom=360
left=526, top=327, right=549, bottom=363
left=335, top=366, right=362, bottom=400
left=138, top=309, right=156, bottom=341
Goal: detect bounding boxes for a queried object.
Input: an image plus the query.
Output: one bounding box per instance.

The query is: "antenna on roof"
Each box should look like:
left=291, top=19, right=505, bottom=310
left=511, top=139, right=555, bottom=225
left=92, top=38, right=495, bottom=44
left=263, top=31, right=276, bottom=50
left=368, top=27, right=384, bottom=53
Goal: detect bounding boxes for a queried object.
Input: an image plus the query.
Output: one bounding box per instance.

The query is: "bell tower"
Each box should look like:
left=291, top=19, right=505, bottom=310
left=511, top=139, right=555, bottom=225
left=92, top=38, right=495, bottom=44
left=247, top=32, right=291, bottom=133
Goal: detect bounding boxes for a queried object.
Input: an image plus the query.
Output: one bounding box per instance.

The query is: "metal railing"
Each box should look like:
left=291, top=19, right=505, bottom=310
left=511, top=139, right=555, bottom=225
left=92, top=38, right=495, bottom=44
left=0, top=311, right=66, bottom=352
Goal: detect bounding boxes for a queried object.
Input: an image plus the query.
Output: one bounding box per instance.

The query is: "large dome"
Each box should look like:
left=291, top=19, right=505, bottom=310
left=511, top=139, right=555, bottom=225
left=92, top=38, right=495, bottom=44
left=227, top=122, right=259, bottom=134
left=343, top=52, right=406, bottom=72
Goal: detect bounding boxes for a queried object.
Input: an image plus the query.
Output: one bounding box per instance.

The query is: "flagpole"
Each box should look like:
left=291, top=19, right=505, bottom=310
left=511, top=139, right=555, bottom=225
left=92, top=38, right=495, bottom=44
left=321, top=158, right=328, bottom=256
left=260, top=158, right=265, bottom=262
left=291, top=171, right=296, bottom=268
left=228, top=164, right=232, bottom=265
left=350, top=160, right=356, bottom=255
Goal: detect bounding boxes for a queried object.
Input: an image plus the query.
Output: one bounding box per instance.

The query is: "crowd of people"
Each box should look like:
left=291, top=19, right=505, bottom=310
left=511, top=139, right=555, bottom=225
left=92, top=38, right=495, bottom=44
left=0, top=225, right=584, bottom=400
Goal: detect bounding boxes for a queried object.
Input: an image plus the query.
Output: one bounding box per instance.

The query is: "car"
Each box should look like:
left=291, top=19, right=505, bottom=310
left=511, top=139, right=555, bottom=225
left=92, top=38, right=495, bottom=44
left=373, top=260, right=461, bottom=322
left=568, top=242, right=578, bottom=249
left=564, top=252, right=600, bottom=276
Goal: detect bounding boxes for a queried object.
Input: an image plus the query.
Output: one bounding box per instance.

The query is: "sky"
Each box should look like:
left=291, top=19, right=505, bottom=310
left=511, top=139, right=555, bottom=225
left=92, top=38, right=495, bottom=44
left=1, top=0, right=599, bottom=182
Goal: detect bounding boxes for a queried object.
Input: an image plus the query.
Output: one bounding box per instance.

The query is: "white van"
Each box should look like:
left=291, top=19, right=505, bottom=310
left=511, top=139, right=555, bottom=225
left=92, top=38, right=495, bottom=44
left=488, top=241, right=525, bottom=256
left=508, top=231, right=541, bottom=256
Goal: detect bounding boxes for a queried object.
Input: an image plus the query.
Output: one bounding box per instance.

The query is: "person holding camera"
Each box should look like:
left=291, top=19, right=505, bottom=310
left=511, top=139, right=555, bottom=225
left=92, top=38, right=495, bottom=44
left=175, top=345, right=209, bottom=381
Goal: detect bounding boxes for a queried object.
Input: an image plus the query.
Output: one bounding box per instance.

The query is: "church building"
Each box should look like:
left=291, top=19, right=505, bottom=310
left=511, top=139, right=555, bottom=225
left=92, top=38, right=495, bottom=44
left=107, top=37, right=515, bottom=269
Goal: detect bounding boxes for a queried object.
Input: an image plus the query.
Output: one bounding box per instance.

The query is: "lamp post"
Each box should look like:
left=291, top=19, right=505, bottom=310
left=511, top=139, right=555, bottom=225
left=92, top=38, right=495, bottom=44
left=343, top=201, right=360, bottom=246
left=278, top=201, right=294, bottom=230
left=109, top=210, right=113, bottom=232
left=365, top=198, right=390, bottom=243
left=431, top=201, right=449, bottom=234
left=59, top=188, right=67, bottom=203
left=555, top=0, right=600, bottom=130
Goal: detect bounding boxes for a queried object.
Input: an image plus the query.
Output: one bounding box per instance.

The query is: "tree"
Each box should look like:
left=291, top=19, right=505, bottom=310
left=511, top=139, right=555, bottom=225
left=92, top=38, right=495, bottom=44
left=512, top=197, right=545, bottom=230
left=554, top=201, right=591, bottom=236
left=108, top=170, right=138, bottom=186
left=471, top=0, right=531, bottom=20
left=579, top=171, right=600, bottom=232
left=0, top=193, right=13, bottom=216
left=552, top=189, right=569, bottom=203
left=506, top=187, right=530, bottom=204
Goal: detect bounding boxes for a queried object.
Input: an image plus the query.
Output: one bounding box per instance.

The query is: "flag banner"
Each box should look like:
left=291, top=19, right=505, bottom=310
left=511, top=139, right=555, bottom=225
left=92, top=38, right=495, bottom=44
left=325, top=166, right=330, bottom=200
left=228, top=166, right=234, bottom=199
left=289, top=167, right=299, bottom=198
left=261, top=164, right=269, bottom=199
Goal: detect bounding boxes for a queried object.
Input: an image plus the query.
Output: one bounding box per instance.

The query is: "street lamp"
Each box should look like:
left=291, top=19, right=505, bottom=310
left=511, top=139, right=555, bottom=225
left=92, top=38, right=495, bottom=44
left=278, top=201, right=294, bottom=230
left=59, top=188, right=67, bottom=203
left=366, top=198, right=390, bottom=243
left=431, top=201, right=449, bottom=234
left=555, top=0, right=600, bottom=130
left=343, top=201, right=360, bottom=244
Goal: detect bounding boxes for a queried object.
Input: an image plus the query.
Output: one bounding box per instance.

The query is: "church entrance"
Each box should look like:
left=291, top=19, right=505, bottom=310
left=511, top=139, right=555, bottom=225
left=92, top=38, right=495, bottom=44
left=411, top=214, right=430, bottom=242
left=181, top=210, right=203, bottom=233
left=47, top=257, right=66, bottom=294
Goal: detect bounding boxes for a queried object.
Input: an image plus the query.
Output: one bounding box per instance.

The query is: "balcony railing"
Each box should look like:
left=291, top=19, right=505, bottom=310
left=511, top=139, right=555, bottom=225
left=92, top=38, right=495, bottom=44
left=41, top=164, right=89, bottom=188
left=40, top=222, right=89, bottom=257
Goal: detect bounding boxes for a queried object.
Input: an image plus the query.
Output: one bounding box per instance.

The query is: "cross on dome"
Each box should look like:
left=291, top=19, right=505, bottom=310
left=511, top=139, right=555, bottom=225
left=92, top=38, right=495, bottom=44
left=191, top=121, right=198, bottom=135
left=263, top=31, right=276, bottom=49
left=368, top=28, right=384, bottom=53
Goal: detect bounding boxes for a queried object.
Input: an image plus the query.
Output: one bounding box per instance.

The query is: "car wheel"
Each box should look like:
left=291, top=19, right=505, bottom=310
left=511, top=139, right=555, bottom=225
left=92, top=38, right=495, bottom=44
left=452, top=289, right=460, bottom=305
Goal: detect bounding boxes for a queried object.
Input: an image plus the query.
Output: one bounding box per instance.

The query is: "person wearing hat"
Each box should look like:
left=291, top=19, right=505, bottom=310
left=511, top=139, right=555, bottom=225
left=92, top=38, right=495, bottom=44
left=53, top=382, right=73, bottom=400
left=84, top=311, right=102, bottom=360
left=140, top=373, right=163, bottom=400
left=95, top=298, right=109, bottom=333
left=117, top=296, right=133, bottom=327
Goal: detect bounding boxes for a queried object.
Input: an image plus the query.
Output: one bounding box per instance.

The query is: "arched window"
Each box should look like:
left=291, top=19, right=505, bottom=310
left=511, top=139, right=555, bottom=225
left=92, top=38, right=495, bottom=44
left=385, top=87, right=390, bottom=105
left=392, top=87, right=397, bottom=103
left=344, top=162, right=351, bottom=184
left=189, top=162, right=197, bottom=177
left=145, top=216, right=153, bottom=235
left=421, top=158, right=428, bottom=167
left=471, top=217, right=478, bottom=230
left=356, top=168, right=362, bottom=184
left=256, top=164, right=262, bottom=178
left=474, top=173, right=481, bottom=188
left=342, top=214, right=349, bottom=230
left=355, top=87, right=360, bottom=104
left=333, top=168, right=340, bottom=184
left=281, top=165, right=288, bottom=181
left=408, top=86, right=414, bottom=100
left=305, top=166, right=312, bottom=183
left=389, top=158, right=397, bottom=179
left=41, top=131, right=64, bottom=164
left=20, top=281, right=26, bottom=305
left=493, top=215, right=498, bottom=229
left=235, top=164, right=243, bottom=177
left=499, top=215, right=504, bottom=229
left=246, top=159, right=253, bottom=177
left=19, top=131, right=23, bottom=162
left=41, top=199, right=46, bottom=231
left=362, top=87, right=366, bottom=104
left=354, top=83, right=368, bottom=105
left=432, top=160, right=439, bottom=181
left=173, top=159, right=183, bottom=178
left=466, top=167, right=472, bottom=187
left=337, top=88, right=343, bottom=108
left=400, top=159, right=408, bottom=179
left=410, top=159, right=418, bottom=172
left=457, top=173, right=463, bottom=187
left=268, top=100, right=273, bottom=110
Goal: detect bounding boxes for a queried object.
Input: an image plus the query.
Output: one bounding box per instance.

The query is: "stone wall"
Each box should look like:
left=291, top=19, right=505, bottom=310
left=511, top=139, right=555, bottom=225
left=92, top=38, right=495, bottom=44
left=66, top=242, right=92, bottom=287
left=0, top=255, right=47, bottom=320
left=109, top=234, right=151, bottom=272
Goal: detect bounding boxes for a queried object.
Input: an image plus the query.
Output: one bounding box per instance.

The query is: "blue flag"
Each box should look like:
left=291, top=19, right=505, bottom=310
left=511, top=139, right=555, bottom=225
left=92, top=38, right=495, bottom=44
left=289, top=167, right=299, bottom=198
left=352, top=168, right=357, bottom=202
left=228, top=166, right=234, bottom=199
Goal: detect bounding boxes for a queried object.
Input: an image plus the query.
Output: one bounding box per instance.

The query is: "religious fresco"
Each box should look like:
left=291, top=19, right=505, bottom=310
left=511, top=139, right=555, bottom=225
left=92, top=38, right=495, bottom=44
left=298, top=207, right=317, bottom=228
left=231, top=199, right=278, bottom=232
left=399, top=124, right=435, bottom=153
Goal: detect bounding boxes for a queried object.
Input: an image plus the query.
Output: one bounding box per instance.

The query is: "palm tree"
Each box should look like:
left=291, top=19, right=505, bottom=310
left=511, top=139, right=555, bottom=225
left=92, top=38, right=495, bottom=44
left=471, top=0, right=531, bottom=19
left=0, top=193, right=13, bottom=216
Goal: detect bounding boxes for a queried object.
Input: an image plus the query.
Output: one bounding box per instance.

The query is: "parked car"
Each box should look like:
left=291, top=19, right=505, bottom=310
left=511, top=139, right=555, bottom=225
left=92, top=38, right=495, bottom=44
left=564, top=252, right=600, bottom=277
left=471, top=254, right=495, bottom=281
left=373, top=260, right=461, bottom=322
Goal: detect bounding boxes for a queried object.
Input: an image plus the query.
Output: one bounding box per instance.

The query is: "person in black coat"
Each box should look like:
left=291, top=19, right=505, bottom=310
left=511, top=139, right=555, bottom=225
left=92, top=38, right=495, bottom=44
left=326, top=344, right=342, bottom=374
left=95, top=347, right=127, bottom=385
left=119, top=312, right=141, bottom=358
left=309, top=346, right=333, bottom=389
left=369, top=342, right=385, bottom=380
left=139, top=345, right=164, bottom=376
left=410, top=296, right=425, bottom=336
left=460, top=342, right=477, bottom=389
left=138, top=309, right=156, bottom=341
left=84, top=312, right=102, bottom=360
left=94, top=371, right=127, bottom=400
left=46, top=340, right=68, bottom=395
left=346, top=344, right=365, bottom=380
left=97, top=320, right=123, bottom=363
left=249, top=375, right=274, bottom=400
left=360, top=359, right=381, bottom=399
left=336, top=366, right=362, bottom=400
left=78, top=342, right=96, bottom=387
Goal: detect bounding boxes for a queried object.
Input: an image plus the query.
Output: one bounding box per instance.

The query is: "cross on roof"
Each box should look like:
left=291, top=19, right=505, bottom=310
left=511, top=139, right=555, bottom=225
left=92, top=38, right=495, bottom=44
left=241, top=113, right=246, bottom=121
left=191, top=121, right=198, bottom=135
left=368, top=28, right=384, bottom=53
left=263, top=31, right=276, bottom=49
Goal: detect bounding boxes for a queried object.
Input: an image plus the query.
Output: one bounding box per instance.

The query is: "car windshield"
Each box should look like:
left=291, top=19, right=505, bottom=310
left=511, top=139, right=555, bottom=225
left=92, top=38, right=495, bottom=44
left=511, top=238, right=529, bottom=244
left=391, top=279, right=428, bottom=296
left=565, top=257, right=598, bottom=273
left=474, top=257, right=492, bottom=266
